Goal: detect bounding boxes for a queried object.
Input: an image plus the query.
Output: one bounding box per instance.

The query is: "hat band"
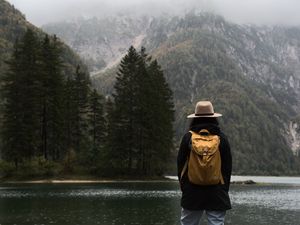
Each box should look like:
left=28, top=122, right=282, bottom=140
left=195, top=113, right=214, bottom=116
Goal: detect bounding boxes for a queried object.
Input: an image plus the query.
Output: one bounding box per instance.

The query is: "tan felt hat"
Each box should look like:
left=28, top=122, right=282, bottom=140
left=187, top=101, right=222, bottom=118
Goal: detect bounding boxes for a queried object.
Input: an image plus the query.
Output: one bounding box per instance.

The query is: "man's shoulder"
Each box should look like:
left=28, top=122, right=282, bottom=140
left=218, top=132, right=230, bottom=149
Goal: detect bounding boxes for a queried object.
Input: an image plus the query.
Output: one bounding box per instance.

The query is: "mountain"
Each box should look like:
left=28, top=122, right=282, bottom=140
left=0, top=0, right=88, bottom=160
left=44, top=12, right=300, bottom=175
left=0, top=0, right=86, bottom=78
left=147, top=14, right=300, bottom=175
left=0, top=0, right=28, bottom=73
left=43, top=16, right=151, bottom=74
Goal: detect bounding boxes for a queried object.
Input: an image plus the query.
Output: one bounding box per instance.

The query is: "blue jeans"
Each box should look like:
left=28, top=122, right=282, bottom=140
left=180, top=208, right=226, bottom=225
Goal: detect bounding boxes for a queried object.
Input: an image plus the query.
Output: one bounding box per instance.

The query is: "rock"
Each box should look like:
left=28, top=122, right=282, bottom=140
left=231, top=180, right=256, bottom=185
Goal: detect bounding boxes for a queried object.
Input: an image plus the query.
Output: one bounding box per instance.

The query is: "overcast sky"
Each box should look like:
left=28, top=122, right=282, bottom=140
left=6, top=0, right=300, bottom=27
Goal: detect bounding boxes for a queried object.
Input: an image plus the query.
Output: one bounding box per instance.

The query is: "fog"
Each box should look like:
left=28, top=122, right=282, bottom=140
left=6, top=0, right=300, bottom=26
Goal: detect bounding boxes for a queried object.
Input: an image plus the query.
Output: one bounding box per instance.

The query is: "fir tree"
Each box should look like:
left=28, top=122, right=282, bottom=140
left=103, top=96, right=119, bottom=174
left=62, top=65, right=91, bottom=164
left=1, top=29, right=41, bottom=166
left=112, top=46, right=142, bottom=174
left=73, top=65, right=90, bottom=154
left=136, top=48, right=174, bottom=175
left=108, top=46, right=174, bottom=176
left=39, top=34, right=65, bottom=160
left=1, top=39, right=24, bottom=167
left=87, top=89, right=106, bottom=166
left=145, top=59, right=174, bottom=175
left=62, top=75, right=77, bottom=163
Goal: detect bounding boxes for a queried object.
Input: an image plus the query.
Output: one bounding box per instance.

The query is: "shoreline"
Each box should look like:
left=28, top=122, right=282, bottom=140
left=0, top=179, right=267, bottom=185
left=2, top=175, right=300, bottom=185
left=0, top=179, right=175, bottom=184
left=0, top=176, right=176, bottom=184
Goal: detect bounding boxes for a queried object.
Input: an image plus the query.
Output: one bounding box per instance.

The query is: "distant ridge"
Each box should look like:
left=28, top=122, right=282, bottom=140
left=92, top=13, right=300, bottom=175
left=7, top=5, right=300, bottom=175
left=0, top=0, right=87, bottom=77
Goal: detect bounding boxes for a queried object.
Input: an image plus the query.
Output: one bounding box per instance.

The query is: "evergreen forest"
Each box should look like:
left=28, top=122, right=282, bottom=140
left=1, top=0, right=300, bottom=177
left=0, top=29, right=174, bottom=179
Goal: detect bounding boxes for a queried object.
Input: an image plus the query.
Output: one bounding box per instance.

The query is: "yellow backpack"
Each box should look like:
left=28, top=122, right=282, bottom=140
left=181, top=129, right=224, bottom=185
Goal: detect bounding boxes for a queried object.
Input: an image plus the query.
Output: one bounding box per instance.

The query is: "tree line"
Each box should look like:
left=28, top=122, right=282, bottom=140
left=0, top=29, right=174, bottom=178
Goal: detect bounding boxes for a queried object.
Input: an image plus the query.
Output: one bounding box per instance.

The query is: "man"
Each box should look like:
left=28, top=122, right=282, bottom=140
left=177, top=101, right=232, bottom=225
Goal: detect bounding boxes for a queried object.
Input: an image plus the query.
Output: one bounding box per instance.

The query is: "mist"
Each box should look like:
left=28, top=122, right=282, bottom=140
left=7, top=0, right=300, bottom=26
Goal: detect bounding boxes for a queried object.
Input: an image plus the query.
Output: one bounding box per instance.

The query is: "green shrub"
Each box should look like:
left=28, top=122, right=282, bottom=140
left=14, top=157, right=62, bottom=178
left=63, top=148, right=77, bottom=173
left=0, top=160, right=15, bottom=178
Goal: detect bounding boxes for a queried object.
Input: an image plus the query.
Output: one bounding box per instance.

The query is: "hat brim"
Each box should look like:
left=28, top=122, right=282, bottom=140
left=187, top=113, right=222, bottom=118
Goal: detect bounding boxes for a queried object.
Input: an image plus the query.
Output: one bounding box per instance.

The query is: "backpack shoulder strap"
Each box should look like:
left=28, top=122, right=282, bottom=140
left=180, top=159, right=188, bottom=181
left=180, top=131, right=193, bottom=181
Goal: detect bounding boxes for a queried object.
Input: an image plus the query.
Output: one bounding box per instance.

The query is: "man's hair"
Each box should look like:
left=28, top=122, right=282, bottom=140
left=189, top=117, right=219, bottom=129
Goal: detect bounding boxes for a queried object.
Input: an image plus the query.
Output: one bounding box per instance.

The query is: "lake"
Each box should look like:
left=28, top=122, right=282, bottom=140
left=0, top=176, right=299, bottom=225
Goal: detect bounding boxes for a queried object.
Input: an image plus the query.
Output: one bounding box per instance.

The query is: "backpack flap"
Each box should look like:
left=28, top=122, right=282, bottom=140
left=188, top=129, right=224, bottom=185
left=190, top=130, right=220, bottom=156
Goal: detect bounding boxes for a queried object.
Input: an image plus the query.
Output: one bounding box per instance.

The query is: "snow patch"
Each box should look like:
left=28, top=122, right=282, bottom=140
left=91, top=34, right=146, bottom=76
left=190, top=70, right=197, bottom=102
left=289, top=121, right=300, bottom=156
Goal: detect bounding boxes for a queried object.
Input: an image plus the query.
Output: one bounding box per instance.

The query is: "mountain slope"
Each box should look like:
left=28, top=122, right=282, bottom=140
left=0, top=0, right=86, bottom=78
left=43, top=16, right=151, bottom=73
left=37, top=12, right=300, bottom=175
left=146, top=14, right=300, bottom=174
left=97, top=14, right=300, bottom=175
left=0, top=0, right=88, bottom=160
left=152, top=29, right=296, bottom=174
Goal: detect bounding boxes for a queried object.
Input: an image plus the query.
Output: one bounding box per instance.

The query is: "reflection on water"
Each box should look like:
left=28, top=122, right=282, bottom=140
left=0, top=180, right=300, bottom=225
left=0, top=188, right=180, bottom=199
left=231, top=175, right=300, bottom=185
left=231, top=185, right=300, bottom=210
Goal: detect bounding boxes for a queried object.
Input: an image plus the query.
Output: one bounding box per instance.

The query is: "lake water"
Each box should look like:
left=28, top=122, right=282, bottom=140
left=0, top=177, right=300, bottom=225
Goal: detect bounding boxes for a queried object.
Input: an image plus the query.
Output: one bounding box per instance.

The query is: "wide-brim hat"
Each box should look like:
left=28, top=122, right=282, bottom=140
left=187, top=101, right=222, bottom=118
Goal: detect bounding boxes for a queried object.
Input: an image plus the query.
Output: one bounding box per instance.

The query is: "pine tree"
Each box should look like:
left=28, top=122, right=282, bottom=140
left=108, top=46, right=174, bottom=176
left=1, top=39, right=24, bottom=167
left=62, top=65, right=91, bottom=165
left=145, top=59, right=174, bottom=175
left=87, top=89, right=106, bottom=166
left=63, top=75, right=74, bottom=149
left=39, top=34, right=65, bottom=160
left=111, top=46, right=143, bottom=174
left=62, top=75, right=77, bottom=166
left=1, top=29, right=42, bottom=166
left=1, top=29, right=97, bottom=174
left=133, top=47, right=153, bottom=174
left=103, top=96, right=119, bottom=174
left=73, top=65, right=90, bottom=154
left=135, top=47, right=174, bottom=175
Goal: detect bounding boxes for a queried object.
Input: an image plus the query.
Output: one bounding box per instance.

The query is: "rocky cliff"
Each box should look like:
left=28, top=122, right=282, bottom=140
left=43, top=12, right=300, bottom=175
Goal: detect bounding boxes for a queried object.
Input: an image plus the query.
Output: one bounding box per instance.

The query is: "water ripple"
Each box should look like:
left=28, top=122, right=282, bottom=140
left=230, top=187, right=300, bottom=210
left=0, top=189, right=181, bottom=199
left=1, top=184, right=300, bottom=211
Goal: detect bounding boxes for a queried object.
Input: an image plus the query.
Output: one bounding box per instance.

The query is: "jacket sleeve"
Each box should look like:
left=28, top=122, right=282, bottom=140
left=220, top=133, right=232, bottom=192
left=177, top=132, right=192, bottom=182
